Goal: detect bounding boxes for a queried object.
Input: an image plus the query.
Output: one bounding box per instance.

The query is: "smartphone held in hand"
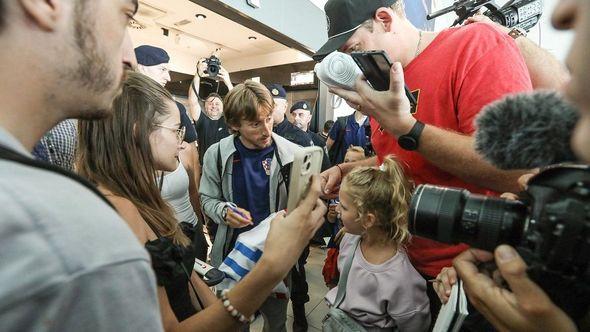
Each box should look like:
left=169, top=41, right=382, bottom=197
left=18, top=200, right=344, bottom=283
left=286, top=146, right=324, bottom=214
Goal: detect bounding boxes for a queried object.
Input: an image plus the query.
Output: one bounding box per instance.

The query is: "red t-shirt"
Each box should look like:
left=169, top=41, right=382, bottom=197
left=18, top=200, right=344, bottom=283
left=371, top=23, right=533, bottom=277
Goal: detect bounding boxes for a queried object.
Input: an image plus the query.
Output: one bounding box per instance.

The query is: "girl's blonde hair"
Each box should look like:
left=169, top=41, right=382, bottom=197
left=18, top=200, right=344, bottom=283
left=346, top=146, right=365, bottom=155
left=341, top=155, right=412, bottom=246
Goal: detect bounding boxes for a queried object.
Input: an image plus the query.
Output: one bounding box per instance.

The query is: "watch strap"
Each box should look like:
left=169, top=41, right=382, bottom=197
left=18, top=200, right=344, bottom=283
left=397, top=120, right=425, bottom=151
left=508, top=27, right=527, bottom=39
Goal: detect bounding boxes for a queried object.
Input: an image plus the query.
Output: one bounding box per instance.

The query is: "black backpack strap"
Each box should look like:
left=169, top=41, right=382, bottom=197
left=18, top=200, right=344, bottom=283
left=0, top=144, right=115, bottom=210
left=273, top=147, right=291, bottom=212
left=216, top=144, right=226, bottom=201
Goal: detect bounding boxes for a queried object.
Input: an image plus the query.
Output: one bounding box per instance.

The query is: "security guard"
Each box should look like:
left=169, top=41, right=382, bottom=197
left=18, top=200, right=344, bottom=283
left=266, top=83, right=314, bottom=148
left=290, top=100, right=327, bottom=148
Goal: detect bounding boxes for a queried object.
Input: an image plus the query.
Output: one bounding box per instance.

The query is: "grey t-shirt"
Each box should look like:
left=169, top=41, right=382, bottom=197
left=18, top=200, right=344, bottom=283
left=0, top=128, right=163, bottom=331
left=325, top=234, right=431, bottom=331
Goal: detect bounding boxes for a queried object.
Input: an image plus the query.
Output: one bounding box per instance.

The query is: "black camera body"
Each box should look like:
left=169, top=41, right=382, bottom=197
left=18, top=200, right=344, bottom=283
left=203, top=55, right=221, bottom=78
left=410, top=164, right=590, bottom=318
left=427, top=0, right=543, bottom=32
left=484, top=0, right=543, bottom=31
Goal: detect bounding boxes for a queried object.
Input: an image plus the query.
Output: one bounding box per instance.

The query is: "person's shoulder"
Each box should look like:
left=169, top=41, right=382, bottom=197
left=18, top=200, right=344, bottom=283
left=0, top=166, right=152, bottom=311
left=289, top=124, right=313, bottom=146
left=203, top=135, right=232, bottom=162
left=340, top=233, right=359, bottom=249
left=175, top=100, right=187, bottom=112
left=196, top=111, right=208, bottom=127
left=202, top=140, right=220, bottom=161
left=446, top=22, right=510, bottom=47
left=273, top=132, right=302, bottom=151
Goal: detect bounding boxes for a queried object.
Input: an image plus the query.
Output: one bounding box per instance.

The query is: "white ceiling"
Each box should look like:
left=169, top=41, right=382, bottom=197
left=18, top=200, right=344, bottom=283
left=130, top=0, right=312, bottom=74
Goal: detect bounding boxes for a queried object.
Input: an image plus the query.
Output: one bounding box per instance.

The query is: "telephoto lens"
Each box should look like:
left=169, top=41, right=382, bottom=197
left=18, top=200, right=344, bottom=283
left=409, top=184, right=528, bottom=251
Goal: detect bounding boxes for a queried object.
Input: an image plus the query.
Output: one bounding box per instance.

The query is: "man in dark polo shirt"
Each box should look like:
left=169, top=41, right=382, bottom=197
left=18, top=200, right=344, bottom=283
left=291, top=100, right=326, bottom=148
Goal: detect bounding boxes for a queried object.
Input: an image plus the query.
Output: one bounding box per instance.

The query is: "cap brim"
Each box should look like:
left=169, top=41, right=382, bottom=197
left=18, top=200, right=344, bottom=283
left=312, top=29, right=356, bottom=62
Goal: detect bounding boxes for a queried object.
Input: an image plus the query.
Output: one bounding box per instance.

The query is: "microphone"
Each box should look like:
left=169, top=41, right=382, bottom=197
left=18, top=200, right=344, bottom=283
left=475, top=91, right=579, bottom=169
left=314, top=51, right=361, bottom=90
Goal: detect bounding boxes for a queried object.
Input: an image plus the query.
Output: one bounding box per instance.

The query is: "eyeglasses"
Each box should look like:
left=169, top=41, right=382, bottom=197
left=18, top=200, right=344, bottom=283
left=155, top=124, right=186, bottom=142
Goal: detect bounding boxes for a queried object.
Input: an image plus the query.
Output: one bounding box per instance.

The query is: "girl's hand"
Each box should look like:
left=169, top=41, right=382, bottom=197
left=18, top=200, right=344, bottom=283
left=433, top=266, right=458, bottom=304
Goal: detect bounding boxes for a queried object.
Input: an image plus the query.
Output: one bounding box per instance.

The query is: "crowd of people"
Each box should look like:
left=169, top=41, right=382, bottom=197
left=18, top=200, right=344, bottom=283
left=0, top=0, right=588, bottom=331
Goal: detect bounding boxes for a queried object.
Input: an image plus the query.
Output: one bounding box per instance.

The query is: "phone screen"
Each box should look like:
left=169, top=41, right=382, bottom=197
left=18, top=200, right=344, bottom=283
left=351, top=52, right=390, bottom=91
left=351, top=51, right=417, bottom=107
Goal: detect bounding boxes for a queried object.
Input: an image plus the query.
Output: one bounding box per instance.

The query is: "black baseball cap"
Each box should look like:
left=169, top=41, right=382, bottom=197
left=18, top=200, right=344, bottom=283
left=313, top=0, right=397, bottom=61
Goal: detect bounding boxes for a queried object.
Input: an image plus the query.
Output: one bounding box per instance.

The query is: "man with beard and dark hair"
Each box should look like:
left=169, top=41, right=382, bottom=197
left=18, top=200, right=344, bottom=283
left=0, top=0, right=162, bottom=329
left=31, top=30, right=138, bottom=172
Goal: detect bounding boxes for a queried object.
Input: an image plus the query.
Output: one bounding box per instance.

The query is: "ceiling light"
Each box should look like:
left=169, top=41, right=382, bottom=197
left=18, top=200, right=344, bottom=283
left=248, top=36, right=257, bottom=40
left=195, top=14, right=207, bottom=20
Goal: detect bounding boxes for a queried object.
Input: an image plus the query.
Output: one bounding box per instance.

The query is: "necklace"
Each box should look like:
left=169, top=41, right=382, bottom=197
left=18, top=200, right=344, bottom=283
left=415, top=30, right=423, bottom=58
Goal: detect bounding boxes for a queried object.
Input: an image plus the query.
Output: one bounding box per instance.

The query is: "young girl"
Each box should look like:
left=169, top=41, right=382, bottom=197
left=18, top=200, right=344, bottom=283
left=323, top=146, right=367, bottom=289
left=325, top=156, right=431, bottom=331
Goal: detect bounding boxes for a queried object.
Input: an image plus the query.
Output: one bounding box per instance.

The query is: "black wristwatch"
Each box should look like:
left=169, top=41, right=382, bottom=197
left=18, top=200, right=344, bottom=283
left=397, top=120, right=425, bottom=151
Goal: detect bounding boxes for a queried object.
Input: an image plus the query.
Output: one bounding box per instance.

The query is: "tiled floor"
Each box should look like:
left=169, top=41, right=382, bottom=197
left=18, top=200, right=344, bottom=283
left=251, top=245, right=329, bottom=332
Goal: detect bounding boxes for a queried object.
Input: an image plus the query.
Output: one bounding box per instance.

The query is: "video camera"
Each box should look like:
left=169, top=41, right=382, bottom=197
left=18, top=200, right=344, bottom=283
left=409, top=164, right=590, bottom=318
left=427, top=0, right=543, bottom=32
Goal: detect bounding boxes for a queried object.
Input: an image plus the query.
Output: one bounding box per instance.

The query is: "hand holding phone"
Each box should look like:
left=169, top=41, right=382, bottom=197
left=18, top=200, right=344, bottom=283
left=350, top=51, right=417, bottom=109
left=287, top=147, right=324, bottom=214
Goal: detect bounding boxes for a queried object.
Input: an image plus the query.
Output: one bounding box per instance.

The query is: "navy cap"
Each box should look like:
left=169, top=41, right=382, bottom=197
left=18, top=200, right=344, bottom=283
left=135, top=45, right=170, bottom=66
left=290, top=101, right=312, bottom=113
left=313, top=0, right=397, bottom=61
left=266, top=83, right=287, bottom=99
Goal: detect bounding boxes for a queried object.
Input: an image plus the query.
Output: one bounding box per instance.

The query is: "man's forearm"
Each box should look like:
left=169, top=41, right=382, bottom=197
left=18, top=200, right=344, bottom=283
left=224, top=78, right=234, bottom=91
left=188, top=76, right=202, bottom=121
left=515, top=37, right=570, bottom=90
left=418, top=125, right=525, bottom=193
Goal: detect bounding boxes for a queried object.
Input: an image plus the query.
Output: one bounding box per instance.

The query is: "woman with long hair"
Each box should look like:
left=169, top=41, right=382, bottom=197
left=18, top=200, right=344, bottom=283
left=78, top=71, right=215, bottom=324
left=77, top=71, right=327, bottom=331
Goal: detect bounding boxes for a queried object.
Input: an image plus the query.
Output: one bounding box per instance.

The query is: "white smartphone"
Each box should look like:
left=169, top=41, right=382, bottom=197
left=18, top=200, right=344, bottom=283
left=286, top=146, right=324, bottom=214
